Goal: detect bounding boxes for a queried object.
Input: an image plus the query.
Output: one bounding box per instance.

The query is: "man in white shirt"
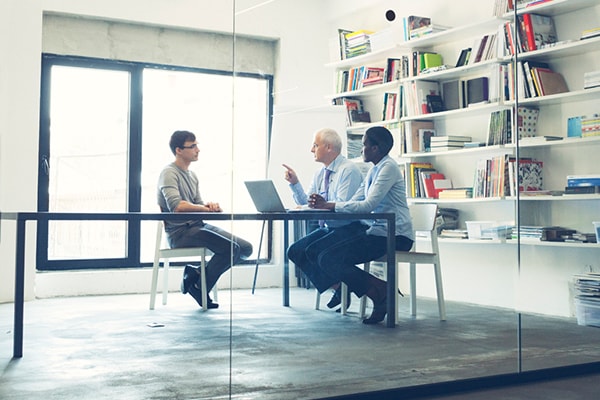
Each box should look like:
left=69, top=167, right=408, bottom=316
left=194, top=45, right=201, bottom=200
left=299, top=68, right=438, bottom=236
left=284, top=128, right=363, bottom=310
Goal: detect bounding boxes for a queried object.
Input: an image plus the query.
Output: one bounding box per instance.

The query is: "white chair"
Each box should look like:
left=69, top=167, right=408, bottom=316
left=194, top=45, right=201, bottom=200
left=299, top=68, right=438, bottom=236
left=358, top=203, right=446, bottom=321
left=149, top=221, right=216, bottom=311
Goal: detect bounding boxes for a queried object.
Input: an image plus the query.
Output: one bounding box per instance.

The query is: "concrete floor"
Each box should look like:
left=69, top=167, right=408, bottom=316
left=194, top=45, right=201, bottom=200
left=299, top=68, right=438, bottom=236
left=1, top=287, right=600, bottom=399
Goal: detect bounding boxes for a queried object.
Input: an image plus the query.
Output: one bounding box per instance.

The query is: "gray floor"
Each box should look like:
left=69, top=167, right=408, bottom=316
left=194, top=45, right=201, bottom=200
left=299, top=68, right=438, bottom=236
left=1, top=287, right=600, bottom=399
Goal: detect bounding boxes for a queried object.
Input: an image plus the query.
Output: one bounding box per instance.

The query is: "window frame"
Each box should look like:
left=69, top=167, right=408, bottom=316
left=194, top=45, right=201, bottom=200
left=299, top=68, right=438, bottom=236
left=37, top=53, right=274, bottom=270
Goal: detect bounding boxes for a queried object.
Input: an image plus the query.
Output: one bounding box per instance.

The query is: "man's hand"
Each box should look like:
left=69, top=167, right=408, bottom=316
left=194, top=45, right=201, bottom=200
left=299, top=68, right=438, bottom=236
left=282, top=164, right=299, bottom=185
left=308, top=193, right=333, bottom=210
left=205, top=202, right=222, bottom=212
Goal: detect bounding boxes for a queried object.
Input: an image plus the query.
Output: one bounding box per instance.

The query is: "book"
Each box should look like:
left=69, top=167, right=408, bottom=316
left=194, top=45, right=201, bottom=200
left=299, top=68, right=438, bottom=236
left=465, top=77, right=489, bottom=105
left=517, top=107, right=539, bottom=139
left=430, top=135, right=472, bottom=142
left=567, top=175, right=600, bottom=187
left=442, top=79, right=464, bottom=111
left=535, top=69, right=568, bottom=96
left=406, top=162, right=434, bottom=197
left=421, top=171, right=446, bottom=198
left=526, top=14, right=558, bottom=50
left=418, top=128, right=436, bottom=152
left=404, top=120, right=435, bottom=152
left=426, top=94, right=445, bottom=113
left=438, top=187, right=473, bottom=199
left=455, top=48, right=471, bottom=67
left=421, top=52, right=443, bottom=70
left=342, top=98, right=363, bottom=126
left=518, top=159, right=543, bottom=191
left=337, top=28, right=353, bottom=60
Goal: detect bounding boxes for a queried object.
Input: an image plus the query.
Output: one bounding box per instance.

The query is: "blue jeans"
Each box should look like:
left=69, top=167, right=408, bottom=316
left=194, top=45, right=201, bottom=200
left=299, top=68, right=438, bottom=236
left=168, top=223, right=253, bottom=292
left=317, top=232, right=414, bottom=297
left=287, top=222, right=368, bottom=292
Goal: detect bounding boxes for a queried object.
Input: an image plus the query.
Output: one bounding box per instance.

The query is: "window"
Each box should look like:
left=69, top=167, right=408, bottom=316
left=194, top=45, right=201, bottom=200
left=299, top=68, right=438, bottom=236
left=38, top=55, right=273, bottom=270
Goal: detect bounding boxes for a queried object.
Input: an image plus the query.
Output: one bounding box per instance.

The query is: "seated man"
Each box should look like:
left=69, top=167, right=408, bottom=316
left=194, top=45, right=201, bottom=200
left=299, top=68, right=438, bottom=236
left=308, top=126, right=414, bottom=324
left=157, top=130, right=253, bottom=309
left=284, top=128, right=363, bottom=310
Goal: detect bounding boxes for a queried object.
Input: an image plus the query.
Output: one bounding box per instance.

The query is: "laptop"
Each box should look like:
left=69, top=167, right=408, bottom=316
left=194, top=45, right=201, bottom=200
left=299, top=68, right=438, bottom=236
left=244, top=180, right=327, bottom=213
left=244, top=180, right=288, bottom=212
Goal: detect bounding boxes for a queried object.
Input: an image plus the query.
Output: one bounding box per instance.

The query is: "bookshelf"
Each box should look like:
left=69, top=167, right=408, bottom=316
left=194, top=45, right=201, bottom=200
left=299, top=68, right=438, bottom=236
left=326, top=0, right=600, bottom=317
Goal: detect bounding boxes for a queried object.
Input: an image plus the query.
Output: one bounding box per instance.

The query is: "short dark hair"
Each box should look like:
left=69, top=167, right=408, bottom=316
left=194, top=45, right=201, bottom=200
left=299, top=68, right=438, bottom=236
left=169, top=130, right=196, bottom=155
left=364, top=126, right=393, bottom=156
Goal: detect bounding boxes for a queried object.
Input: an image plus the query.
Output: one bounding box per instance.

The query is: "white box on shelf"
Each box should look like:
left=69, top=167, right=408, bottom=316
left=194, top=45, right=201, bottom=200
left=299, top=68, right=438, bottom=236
left=466, top=221, right=513, bottom=240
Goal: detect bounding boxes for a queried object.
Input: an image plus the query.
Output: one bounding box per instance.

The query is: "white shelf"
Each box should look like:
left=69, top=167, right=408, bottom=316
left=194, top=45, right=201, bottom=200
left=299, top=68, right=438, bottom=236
left=327, top=80, right=400, bottom=101
left=518, top=136, right=600, bottom=148
left=346, top=118, right=400, bottom=132
left=401, top=102, right=507, bottom=121
left=325, top=17, right=508, bottom=70
left=519, top=194, right=600, bottom=201
left=404, top=144, right=514, bottom=158
left=507, top=0, right=600, bottom=17
left=507, top=87, right=600, bottom=107
left=408, top=197, right=511, bottom=204
left=514, top=36, right=600, bottom=62
left=438, top=237, right=600, bottom=248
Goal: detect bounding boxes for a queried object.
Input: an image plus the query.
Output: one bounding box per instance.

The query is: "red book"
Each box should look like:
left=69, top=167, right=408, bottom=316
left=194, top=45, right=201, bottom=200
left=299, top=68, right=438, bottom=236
left=522, top=14, right=537, bottom=51
left=423, top=172, right=446, bottom=199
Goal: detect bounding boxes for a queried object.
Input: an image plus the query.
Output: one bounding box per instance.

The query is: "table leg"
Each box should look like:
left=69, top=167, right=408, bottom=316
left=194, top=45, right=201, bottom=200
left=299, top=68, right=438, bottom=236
left=386, top=218, right=396, bottom=328
left=283, top=219, right=289, bottom=306
left=13, top=219, right=26, bottom=358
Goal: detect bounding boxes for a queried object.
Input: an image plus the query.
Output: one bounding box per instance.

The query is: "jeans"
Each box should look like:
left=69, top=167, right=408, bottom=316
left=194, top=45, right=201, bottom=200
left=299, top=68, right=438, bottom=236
left=287, top=222, right=368, bottom=293
left=168, top=223, right=253, bottom=292
left=318, top=232, right=414, bottom=297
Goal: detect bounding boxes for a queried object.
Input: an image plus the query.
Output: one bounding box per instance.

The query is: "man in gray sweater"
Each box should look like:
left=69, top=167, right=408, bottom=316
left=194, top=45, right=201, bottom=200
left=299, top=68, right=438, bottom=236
left=157, top=130, right=253, bottom=309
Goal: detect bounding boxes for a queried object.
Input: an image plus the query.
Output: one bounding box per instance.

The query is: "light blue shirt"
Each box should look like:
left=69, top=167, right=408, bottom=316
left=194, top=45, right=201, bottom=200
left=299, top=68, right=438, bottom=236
left=335, top=155, right=414, bottom=239
left=289, top=154, right=363, bottom=228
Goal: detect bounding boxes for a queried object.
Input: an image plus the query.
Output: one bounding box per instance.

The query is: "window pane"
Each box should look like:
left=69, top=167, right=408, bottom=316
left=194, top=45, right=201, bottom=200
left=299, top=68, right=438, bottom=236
left=140, top=68, right=269, bottom=261
left=48, top=66, right=129, bottom=260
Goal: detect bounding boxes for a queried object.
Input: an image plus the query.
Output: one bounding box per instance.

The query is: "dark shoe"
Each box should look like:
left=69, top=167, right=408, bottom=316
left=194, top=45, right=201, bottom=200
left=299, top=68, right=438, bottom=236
left=327, top=286, right=352, bottom=309
left=327, top=286, right=352, bottom=312
left=362, top=296, right=387, bottom=324
left=363, top=276, right=387, bottom=325
left=188, top=283, right=219, bottom=309
left=181, top=264, right=200, bottom=294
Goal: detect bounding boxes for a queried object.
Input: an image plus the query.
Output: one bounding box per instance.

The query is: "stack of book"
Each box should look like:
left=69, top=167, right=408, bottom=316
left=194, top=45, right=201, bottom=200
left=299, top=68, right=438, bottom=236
left=584, top=70, right=600, bottom=89
left=404, top=15, right=450, bottom=40
left=438, top=187, right=472, bottom=199
left=566, top=114, right=600, bottom=138
left=344, top=30, right=373, bottom=59
left=581, top=27, right=600, bottom=40
left=582, top=114, right=600, bottom=137
left=573, top=273, right=600, bottom=327
left=430, top=135, right=471, bottom=151
left=565, top=174, right=600, bottom=195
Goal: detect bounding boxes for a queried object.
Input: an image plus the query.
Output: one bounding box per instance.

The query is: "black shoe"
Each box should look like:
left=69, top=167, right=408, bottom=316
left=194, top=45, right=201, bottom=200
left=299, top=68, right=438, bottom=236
left=362, top=296, right=387, bottom=324
left=188, top=283, right=219, bottom=309
left=327, top=287, right=351, bottom=309
left=181, top=264, right=200, bottom=294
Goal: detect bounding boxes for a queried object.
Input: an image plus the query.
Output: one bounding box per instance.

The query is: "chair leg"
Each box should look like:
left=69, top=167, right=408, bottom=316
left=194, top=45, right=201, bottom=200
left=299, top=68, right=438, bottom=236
left=162, top=260, right=170, bottom=306
left=315, top=290, right=321, bottom=310
left=200, top=254, right=208, bottom=312
left=434, top=262, right=446, bottom=321
left=410, top=262, right=417, bottom=317
left=358, top=262, right=370, bottom=319
left=149, top=259, right=160, bottom=310
left=340, top=283, right=348, bottom=315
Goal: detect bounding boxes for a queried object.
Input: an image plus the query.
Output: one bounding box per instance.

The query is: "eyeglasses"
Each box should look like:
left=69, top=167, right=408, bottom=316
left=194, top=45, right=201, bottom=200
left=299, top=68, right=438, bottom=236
left=180, top=143, right=198, bottom=150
